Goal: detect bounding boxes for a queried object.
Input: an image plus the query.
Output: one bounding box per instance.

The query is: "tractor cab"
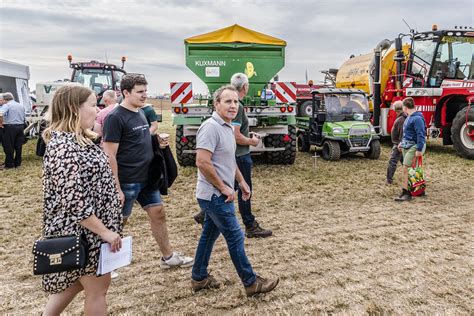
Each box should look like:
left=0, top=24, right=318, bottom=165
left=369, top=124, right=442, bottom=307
left=68, top=55, right=126, bottom=107
left=403, top=27, right=473, bottom=87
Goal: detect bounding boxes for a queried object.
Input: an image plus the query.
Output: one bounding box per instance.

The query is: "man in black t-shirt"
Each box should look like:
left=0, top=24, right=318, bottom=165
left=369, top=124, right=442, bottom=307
left=103, top=74, right=193, bottom=269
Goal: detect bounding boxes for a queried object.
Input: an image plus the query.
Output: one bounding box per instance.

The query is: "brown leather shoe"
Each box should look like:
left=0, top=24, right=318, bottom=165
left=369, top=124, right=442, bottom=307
left=245, top=275, right=279, bottom=297
left=191, top=274, right=221, bottom=292
left=394, top=189, right=412, bottom=202
left=246, top=221, right=272, bottom=238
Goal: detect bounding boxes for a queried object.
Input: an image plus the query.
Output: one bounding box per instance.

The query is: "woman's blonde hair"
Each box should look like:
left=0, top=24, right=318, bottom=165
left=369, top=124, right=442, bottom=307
left=42, top=84, right=97, bottom=146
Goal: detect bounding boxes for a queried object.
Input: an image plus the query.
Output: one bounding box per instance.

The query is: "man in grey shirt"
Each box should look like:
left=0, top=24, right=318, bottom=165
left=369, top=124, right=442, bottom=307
left=191, top=84, right=279, bottom=297
left=0, top=92, right=25, bottom=169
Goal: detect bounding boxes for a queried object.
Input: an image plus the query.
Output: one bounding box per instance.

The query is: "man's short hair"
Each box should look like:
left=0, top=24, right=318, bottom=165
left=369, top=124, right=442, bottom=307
left=230, top=73, right=249, bottom=92
left=213, top=85, right=238, bottom=104
left=120, top=74, right=148, bottom=94
left=2, top=92, right=14, bottom=101
left=393, top=100, right=403, bottom=112
left=102, top=90, right=116, bottom=100
left=402, top=97, right=415, bottom=109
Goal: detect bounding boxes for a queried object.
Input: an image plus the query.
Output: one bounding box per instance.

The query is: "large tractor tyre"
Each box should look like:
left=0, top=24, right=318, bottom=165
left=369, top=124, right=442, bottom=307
left=264, top=125, right=297, bottom=164
left=451, top=107, right=474, bottom=159
left=297, top=133, right=310, bottom=152
left=299, top=101, right=313, bottom=117
left=175, top=125, right=196, bottom=166
left=364, top=139, right=382, bottom=159
left=321, top=140, right=341, bottom=161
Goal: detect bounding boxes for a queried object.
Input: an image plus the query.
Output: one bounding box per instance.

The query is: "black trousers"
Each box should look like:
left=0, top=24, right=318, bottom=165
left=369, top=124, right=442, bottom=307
left=386, top=144, right=403, bottom=183
left=2, top=124, right=24, bottom=168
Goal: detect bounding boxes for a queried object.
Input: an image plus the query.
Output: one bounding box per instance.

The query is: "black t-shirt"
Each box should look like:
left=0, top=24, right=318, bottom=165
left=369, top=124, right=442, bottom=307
left=103, top=106, right=153, bottom=183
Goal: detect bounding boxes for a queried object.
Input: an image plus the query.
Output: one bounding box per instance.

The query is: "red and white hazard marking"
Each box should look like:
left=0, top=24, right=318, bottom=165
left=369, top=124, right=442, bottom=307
left=275, top=82, right=297, bottom=103
left=170, top=82, right=193, bottom=104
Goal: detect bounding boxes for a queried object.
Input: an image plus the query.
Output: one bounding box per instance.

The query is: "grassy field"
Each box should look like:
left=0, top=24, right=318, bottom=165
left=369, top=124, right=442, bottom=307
left=0, top=109, right=473, bottom=314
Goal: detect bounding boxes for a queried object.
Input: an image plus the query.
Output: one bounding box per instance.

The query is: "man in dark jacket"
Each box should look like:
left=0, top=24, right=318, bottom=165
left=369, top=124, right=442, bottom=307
left=386, top=101, right=407, bottom=185
left=395, top=97, right=426, bottom=202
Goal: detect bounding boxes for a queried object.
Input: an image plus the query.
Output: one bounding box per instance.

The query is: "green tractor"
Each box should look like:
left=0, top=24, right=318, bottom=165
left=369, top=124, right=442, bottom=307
left=296, top=88, right=381, bottom=160
left=172, top=24, right=297, bottom=166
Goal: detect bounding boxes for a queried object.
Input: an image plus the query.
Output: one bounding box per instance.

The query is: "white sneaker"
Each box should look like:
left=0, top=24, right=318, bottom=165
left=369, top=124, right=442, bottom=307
left=159, top=252, right=194, bottom=269
left=111, top=271, right=119, bottom=279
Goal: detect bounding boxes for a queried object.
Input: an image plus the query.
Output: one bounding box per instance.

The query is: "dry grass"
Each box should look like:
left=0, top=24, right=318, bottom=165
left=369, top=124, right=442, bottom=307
left=0, top=109, right=473, bottom=314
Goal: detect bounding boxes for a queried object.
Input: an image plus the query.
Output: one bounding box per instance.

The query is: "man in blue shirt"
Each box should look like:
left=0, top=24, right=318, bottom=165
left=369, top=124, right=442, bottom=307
left=0, top=92, right=26, bottom=169
left=395, top=97, right=426, bottom=202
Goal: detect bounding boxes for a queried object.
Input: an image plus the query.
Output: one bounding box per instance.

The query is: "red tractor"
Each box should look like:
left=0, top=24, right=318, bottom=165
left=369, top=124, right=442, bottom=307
left=336, top=25, right=474, bottom=159
left=68, top=55, right=127, bottom=108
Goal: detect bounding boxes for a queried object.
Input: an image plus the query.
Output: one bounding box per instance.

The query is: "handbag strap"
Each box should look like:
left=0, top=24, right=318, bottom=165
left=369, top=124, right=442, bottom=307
left=411, top=155, right=423, bottom=168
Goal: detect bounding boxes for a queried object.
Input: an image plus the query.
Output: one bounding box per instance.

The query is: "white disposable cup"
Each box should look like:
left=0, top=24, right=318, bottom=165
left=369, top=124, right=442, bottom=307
left=159, top=133, right=169, bottom=141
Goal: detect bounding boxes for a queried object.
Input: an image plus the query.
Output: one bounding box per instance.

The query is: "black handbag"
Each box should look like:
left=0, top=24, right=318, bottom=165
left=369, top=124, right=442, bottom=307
left=32, top=235, right=88, bottom=275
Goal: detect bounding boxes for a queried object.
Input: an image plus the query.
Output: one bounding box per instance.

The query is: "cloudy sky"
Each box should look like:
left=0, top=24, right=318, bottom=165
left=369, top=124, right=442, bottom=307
left=1, top=0, right=473, bottom=94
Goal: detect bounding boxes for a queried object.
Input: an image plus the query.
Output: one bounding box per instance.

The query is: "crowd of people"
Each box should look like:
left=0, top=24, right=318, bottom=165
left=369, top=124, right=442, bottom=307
left=0, top=72, right=427, bottom=314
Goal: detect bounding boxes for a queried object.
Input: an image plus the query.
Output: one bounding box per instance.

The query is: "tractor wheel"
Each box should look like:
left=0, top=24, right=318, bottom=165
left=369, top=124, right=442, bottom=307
left=264, top=125, right=297, bottom=164
left=175, top=125, right=196, bottom=166
left=299, top=101, right=313, bottom=117
left=321, top=140, right=341, bottom=161
left=451, top=106, right=474, bottom=159
left=364, top=139, right=381, bottom=159
left=297, top=133, right=310, bottom=152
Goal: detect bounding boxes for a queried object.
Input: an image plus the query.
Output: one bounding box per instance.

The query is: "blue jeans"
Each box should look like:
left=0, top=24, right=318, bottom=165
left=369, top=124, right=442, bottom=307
left=120, top=182, right=163, bottom=218
left=235, top=154, right=255, bottom=228
left=192, top=194, right=257, bottom=287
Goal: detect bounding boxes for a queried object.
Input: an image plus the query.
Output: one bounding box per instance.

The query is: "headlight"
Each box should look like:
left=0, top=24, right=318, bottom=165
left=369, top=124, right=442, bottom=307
left=332, top=127, right=344, bottom=134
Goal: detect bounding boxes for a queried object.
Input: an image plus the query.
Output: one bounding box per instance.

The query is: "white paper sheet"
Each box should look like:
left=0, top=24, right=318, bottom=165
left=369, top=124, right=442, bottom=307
left=97, top=236, right=132, bottom=275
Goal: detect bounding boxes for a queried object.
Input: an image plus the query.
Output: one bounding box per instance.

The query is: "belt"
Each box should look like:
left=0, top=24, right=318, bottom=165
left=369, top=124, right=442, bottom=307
left=3, top=124, right=25, bottom=127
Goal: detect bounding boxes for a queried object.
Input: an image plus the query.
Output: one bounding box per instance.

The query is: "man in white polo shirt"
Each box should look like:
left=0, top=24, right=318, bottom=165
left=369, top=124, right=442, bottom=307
left=191, top=84, right=279, bottom=297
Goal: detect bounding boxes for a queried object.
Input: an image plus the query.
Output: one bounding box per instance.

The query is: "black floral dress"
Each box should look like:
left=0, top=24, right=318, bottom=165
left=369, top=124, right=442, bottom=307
left=41, top=131, right=122, bottom=294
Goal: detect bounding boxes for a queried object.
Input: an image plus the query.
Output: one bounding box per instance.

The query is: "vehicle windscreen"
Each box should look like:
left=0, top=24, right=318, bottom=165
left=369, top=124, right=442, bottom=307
left=412, top=37, right=437, bottom=81
left=73, top=69, right=113, bottom=94
left=325, top=94, right=369, bottom=121
left=429, top=36, right=473, bottom=86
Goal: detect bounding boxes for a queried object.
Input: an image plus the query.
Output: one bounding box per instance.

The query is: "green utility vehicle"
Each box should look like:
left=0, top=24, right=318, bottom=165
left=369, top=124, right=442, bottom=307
left=296, top=88, right=381, bottom=160
left=172, top=24, right=297, bottom=166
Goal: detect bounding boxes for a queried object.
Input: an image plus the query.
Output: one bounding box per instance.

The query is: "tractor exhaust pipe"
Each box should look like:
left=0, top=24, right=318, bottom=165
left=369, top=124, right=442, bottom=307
left=373, top=39, right=391, bottom=133
left=394, top=37, right=404, bottom=97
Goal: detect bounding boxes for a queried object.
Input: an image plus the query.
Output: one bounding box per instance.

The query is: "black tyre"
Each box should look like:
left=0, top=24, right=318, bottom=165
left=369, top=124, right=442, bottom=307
left=297, top=133, right=310, bottom=152
left=451, top=106, right=474, bottom=159
left=321, top=140, right=341, bottom=161
left=264, top=125, right=297, bottom=164
left=364, top=139, right=381, bottom=159
left=175, top=125, right=196, bottom=166
left=298, top=101, right=313, bottom=117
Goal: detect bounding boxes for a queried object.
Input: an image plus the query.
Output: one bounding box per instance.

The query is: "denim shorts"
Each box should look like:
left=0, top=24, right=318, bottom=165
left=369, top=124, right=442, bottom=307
left=121, top=182, right=163, bottom=218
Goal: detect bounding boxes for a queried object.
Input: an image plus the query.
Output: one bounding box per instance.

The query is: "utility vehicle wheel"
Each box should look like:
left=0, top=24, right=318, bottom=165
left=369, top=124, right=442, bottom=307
left=364, top=139, right=381, bottom=159
left=297, top=133, right=310, bottom=152
left=299, top=101, right=313, bottom=117
left=321, top=140, right=341, bottom=161
left=451, top=107, right=474, bottom=159
left=175, top=125, right=196, bottom=166
left=264, top=125, right=297, bottom=164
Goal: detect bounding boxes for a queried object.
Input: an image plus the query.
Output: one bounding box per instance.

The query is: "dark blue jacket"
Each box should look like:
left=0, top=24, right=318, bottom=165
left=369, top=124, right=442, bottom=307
left=402, top=111, right=426, bottom=151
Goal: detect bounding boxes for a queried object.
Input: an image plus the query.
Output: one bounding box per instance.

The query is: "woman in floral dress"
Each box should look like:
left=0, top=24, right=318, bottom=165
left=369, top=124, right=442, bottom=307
left=41, top=85, right=122, bottom=316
